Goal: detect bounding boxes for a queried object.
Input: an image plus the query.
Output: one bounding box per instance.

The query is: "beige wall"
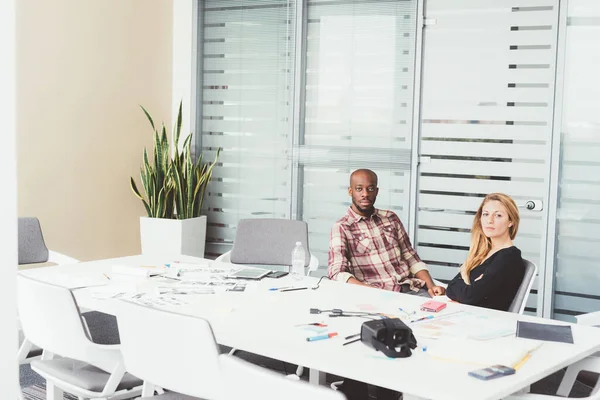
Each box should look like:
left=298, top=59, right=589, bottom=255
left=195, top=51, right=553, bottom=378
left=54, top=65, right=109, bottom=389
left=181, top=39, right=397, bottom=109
left=17, top=0, right=174, bottom=261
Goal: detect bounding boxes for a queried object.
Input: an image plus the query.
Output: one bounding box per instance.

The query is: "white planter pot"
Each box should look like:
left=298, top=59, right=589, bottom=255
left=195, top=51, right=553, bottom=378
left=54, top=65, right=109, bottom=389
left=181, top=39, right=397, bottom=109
left=140, top=216, right=207, bottom=258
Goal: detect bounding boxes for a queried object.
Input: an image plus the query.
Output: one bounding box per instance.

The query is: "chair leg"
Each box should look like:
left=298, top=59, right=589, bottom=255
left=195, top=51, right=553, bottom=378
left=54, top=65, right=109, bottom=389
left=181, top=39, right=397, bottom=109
left=295, top=365, right=304, bottom=377
left=309, top=368, right=326, bottom=385
left=141, top=382, right=155, bottom=397
left=556, top=357, right=599, bottom=397
left=46, top=382, right=64, bottom=400
left=228, top=348, right=237, bottom=356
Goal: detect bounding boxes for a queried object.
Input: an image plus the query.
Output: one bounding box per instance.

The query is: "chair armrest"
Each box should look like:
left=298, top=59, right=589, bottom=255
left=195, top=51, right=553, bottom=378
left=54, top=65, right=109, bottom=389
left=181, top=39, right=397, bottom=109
left=575, top=310, right=600, bottom=326
left=48, top=250, right=80, bottom=266
left=215, top=251, right=231, bottom=263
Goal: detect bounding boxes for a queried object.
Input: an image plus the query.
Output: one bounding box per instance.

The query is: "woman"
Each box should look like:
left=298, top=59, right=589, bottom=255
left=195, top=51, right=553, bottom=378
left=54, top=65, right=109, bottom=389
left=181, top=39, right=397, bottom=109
left=446, top=193, right=525, bottom=311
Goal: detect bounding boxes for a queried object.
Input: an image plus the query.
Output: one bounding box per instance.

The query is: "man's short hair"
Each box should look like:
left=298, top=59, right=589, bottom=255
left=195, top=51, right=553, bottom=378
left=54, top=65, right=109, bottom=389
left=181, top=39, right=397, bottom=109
left=350, top=169, right=378, bottom=186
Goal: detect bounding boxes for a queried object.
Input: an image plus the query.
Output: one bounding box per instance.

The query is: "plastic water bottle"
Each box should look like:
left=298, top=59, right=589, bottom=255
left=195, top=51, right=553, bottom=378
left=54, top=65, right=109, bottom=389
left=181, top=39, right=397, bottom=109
left=290, top=241, right=305, bottom=280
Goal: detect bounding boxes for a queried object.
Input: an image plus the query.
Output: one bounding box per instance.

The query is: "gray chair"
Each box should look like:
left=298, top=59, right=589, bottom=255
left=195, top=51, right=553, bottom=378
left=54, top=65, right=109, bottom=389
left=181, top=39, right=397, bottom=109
left=18, top=217, right=79, bottom=266
left=215, top=218, right=318, bottom=379
left=215, top=218, right=318, bottom=273
left=507, top=259, right=537, bottom=314
left=18, top=217, right=80, bottom=365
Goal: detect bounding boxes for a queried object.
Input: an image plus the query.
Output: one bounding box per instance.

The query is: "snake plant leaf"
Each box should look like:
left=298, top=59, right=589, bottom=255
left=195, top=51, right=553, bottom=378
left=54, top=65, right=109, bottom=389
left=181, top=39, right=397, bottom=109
left=172, top=162, right=184, bottom=219
left=156, top=187, right=166, bottom=218
left=132, top=102, right=218, bottom=220
left=140, top=105, right=155, bottom=131
left=174, top=101, right=182, bottom=155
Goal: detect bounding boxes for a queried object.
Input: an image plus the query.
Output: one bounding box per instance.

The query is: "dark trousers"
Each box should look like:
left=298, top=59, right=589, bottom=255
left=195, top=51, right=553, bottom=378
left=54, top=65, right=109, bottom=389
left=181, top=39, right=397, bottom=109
left=338, top=287, right=427, bottom=399
left=337, top=378, right=401, bottom=400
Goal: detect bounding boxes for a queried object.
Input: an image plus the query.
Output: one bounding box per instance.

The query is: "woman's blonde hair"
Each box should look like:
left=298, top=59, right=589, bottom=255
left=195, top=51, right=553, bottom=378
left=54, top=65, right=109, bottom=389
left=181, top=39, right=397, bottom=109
left=460, top=193, right=520, bottom=284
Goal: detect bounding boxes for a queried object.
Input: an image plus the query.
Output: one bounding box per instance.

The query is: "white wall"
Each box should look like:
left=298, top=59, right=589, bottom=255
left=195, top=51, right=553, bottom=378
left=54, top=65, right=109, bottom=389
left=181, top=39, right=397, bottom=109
left=0, top=0, right=19, bottom=394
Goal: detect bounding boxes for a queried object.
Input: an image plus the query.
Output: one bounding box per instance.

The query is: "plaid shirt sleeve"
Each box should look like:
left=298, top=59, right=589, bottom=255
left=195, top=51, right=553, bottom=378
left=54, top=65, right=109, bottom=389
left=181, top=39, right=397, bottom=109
left=393, top=215, right=428, bottom=275
left=328, top=222, right=353, bottom=281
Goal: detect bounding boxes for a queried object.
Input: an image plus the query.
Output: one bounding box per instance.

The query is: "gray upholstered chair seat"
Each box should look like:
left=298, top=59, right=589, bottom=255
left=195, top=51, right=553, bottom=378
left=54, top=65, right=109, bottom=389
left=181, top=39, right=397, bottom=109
left=140, top=391, right=202, bottom=399
left=31, top=358, right=141, bottom=392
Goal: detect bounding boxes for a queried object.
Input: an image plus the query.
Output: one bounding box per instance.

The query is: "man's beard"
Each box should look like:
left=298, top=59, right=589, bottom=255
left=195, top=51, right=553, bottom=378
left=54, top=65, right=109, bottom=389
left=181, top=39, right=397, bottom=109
left=352, top=198, right=375, bottom=215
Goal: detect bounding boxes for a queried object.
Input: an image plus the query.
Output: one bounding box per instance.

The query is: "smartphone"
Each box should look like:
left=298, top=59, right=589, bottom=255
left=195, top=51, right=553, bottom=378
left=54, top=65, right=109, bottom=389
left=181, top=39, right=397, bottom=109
left=468, top=365, right=516, bottom=380
left=266, top=271, right=289, bottom=279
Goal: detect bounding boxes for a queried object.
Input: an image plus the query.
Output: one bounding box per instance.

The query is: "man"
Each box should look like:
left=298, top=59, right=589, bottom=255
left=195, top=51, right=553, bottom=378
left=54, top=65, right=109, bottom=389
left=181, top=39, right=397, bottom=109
left=328, top=169, right=446, bottom=400
left=329, top=168, right=445, bottom=297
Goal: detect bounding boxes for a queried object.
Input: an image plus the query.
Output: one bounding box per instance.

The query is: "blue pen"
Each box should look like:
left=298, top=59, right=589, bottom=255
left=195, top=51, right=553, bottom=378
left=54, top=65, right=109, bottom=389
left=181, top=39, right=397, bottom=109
left=269, top=287, right=291, bottom=291
left=306, top=332, right=338, bottom=342
left=410, top=315, right=434, bottom=324
left=398, top=307, right=415, bottom=316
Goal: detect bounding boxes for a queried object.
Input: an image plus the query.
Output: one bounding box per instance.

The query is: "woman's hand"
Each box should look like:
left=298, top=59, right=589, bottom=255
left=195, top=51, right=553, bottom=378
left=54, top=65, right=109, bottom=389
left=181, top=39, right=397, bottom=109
left=428, top=285, right=446, bottom=297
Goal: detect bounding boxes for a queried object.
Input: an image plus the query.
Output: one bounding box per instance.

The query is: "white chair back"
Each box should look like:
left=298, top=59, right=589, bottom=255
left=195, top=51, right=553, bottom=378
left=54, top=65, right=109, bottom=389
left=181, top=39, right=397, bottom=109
left=116, top=300, right=223, bottom=399
left=17, top=274, right=121, bottom=372
left=508, top=259, right=537, bottom=314
left=219, top=354, right=346, bottom=400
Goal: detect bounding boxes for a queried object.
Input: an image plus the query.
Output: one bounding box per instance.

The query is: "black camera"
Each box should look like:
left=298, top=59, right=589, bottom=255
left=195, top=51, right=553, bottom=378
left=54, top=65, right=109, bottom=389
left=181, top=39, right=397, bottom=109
left=361, top=318, right=417, bottom=358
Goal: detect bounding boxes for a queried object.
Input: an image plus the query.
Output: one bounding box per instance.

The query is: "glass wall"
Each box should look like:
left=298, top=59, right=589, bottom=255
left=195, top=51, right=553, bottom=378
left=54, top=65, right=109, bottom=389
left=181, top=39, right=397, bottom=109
left=552, top=0, right=600, bottom=321
left=198, top=1, right=297, bottom=257
left=198, top=0, right=419, bottom=265
left=298, top=0, right=419, bottom=264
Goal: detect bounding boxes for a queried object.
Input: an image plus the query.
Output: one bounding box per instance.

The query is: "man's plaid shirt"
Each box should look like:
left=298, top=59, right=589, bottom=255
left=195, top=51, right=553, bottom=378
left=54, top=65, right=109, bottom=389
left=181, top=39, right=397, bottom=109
left=328, top=207, right=428, bottom=292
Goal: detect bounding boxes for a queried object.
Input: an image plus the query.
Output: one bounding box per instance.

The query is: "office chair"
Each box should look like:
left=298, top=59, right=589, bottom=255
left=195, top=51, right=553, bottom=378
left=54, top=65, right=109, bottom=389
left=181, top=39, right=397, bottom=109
left=215, top=218, right=319, bottom=275
left=215, top=218, right=317, bottom=378
left=18, top=217, right=80, bottom=266
left=18, top=217, right=80, bottom=365
left=507, top=355, right=600, bottom=399
left=507, top=259, right=537, bottom=314
left=555, top=311, right=600, bottom=397
left=116, top=300, right=346, bottom=400
left=17, top=275, right=142, bottom=400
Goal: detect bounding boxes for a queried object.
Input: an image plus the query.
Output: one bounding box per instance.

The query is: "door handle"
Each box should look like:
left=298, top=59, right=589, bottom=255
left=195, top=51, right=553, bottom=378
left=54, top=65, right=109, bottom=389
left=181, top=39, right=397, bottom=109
left=518, top=200, right=543, bottom=211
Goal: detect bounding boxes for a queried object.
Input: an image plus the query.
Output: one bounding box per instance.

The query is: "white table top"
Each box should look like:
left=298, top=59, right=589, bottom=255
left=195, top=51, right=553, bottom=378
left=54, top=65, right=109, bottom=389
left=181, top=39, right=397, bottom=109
left=21, top=255, right=600, bottom=400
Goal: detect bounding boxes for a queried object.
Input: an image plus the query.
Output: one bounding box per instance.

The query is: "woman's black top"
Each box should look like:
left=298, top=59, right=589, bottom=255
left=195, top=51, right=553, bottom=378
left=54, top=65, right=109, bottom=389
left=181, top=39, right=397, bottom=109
left=446, top=246, right=525, bottom=311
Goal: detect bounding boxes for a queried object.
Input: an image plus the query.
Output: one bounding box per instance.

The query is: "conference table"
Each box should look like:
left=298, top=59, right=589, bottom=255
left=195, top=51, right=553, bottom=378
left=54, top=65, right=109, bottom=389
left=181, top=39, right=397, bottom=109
left=20, top=254, right=600, bottom=400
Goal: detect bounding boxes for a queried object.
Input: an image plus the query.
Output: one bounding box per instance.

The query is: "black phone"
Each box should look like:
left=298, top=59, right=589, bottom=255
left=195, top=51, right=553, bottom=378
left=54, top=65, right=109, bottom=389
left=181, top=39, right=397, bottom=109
left=266, top=271, right=289, bottom=279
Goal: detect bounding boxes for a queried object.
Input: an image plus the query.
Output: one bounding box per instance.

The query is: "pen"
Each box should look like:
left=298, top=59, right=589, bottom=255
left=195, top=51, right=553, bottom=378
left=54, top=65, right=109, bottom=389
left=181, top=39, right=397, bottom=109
left=343, top=338, right=361, bottom=346
left=269, top=287, right=292, bottom=291
left=280, top=287, right=308, bottom=292
left=160, top=275, right=181, bottom=281
left=398, top=307, right=415, bottom=316
left=103, top=273, right=111, bottom=280
left=410, top=315, right=435, bottom=323
left=306, top=332, right=338, bottom=342
left=345, top=333, right=360, bottom=340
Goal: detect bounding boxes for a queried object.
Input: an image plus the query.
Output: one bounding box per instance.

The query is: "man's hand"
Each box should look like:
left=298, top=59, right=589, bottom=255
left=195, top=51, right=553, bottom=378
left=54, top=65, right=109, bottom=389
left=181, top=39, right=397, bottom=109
left=428, top=285, right=446, bottom=297
left=347, top=277, right=375, bottom=288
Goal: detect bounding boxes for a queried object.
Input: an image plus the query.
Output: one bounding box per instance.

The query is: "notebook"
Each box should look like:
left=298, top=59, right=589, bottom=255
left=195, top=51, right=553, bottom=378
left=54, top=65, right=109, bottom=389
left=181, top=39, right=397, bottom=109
left=516, top=321, right=574, bottom=344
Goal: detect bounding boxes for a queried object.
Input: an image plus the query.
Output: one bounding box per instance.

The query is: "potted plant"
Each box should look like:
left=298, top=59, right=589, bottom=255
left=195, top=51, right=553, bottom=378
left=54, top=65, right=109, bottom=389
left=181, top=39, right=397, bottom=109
left=130, top=102, right=219, bottom=258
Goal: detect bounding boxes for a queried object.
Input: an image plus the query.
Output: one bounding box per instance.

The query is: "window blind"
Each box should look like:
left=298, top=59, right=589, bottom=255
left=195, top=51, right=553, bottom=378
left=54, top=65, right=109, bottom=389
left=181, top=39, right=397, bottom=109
left=299, top=0, right=419, bottom=265
left=199, top=0, right=297, bottom=257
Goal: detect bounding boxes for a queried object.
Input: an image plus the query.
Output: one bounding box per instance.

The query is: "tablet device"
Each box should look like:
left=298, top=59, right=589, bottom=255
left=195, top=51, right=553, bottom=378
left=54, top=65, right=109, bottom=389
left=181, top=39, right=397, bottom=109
left=228, top=268, right=271, bottom=280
